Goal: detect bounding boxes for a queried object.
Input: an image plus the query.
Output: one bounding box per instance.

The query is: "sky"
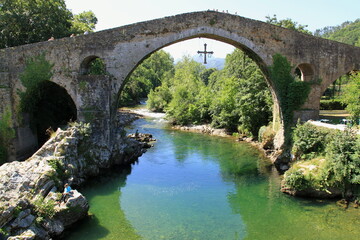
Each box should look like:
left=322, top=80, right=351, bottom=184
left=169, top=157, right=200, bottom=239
left=65, top=0, right=360, bottom=60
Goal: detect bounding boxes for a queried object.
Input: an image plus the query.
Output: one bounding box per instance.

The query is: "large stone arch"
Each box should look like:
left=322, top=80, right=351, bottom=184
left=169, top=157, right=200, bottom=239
left=112, top=28, right=277, bottom=106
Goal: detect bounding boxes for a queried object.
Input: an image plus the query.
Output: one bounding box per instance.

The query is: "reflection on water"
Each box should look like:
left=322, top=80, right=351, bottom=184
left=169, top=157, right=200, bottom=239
left=66, top=117, right=360, bottom=240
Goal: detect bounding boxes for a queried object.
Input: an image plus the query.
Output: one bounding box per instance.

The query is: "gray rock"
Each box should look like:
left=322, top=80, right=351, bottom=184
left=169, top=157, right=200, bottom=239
left=7, top=229, right=36, bottom=240
left=42, top=219, right=64, bottom=236
left=54, top=190, right=89, bottom=227
left=11, top=209, right=32, bottom=228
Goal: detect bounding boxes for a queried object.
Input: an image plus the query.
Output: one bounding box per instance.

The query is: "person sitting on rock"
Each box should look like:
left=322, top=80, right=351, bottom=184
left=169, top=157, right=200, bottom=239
left=59, top=183, right=72, bottom=205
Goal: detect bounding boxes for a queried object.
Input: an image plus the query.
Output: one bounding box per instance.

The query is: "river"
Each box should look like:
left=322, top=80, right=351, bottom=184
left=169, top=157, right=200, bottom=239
left=65, top=111, right=360, bottom=240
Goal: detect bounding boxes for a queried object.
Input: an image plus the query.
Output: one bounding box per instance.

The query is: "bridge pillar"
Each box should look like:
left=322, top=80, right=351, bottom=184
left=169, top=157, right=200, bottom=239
left=76, top=75, right=113, bottom=163
left=294, top=83, right=322, bottom=122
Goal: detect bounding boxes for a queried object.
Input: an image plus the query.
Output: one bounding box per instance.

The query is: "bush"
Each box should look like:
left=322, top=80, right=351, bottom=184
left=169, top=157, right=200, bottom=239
left=284, top=169, right=309, bottom=191
left=320, top=99, right=346, bottom=110
left=325, top=130, right=360, bottom=194
left=258, top=125, right=275, bottom=148
left=283, top=158, right=331, bottom=192
left=33, top=197, right=56, bottom=219
left=292, top=122, right=334, bottom=160
left=285, top=129, right=360, bottom=195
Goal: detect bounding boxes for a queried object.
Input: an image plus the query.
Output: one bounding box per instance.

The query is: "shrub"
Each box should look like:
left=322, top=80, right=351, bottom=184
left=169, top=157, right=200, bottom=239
left=283, top=158, right=331, bottom=192
left=325, top=130, right=360, bottom=194
left=292, top=122, right=334, bottom=160
left=285, top=129, right=360, bottom=195
left=258, top=124, right=275, bottom=148
left=33, top=197, right=56, bottom=219
left=320, top=99, right=346, bottom=110
left=284, top=169, right=309, bottom=191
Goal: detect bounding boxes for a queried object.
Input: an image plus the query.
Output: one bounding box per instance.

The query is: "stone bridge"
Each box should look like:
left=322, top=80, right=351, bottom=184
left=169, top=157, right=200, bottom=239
left=1, top=11, right=360, bottom=161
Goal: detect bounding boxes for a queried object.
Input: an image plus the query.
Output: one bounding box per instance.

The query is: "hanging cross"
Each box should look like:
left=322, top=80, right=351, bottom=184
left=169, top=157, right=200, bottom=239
left=197, top=43, right=214, bottom=64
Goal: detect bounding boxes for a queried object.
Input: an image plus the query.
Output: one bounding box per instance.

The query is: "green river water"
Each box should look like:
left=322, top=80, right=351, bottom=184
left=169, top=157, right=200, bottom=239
left=65, top=114, right=360, bottom=240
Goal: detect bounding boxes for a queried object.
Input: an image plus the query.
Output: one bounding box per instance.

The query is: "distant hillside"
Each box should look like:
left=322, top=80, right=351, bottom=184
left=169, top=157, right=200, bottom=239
left=174, top=56, right=225, bottom=69
left=193, top=56, right=225, bottom=69
left=315, top=19, right=360, bottom=46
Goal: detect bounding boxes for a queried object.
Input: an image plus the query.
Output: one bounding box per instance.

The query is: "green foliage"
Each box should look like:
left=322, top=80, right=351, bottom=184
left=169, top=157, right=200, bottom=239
left=285, top=125, right=360, bottom=195
left=165, top=56, right=209, bottom=125
left=0, top=106, right=15, bottom=164
left=13, top=205, right=22, bottom=217
left=341, top=72, right=360, bottom=123
left=269, top=54, right=311, bottom=136
left=0, top=0, right=72, bottom=48
left=147, top=84, right=172, bottom=112
left=315, top=19, right=360, bottom=46
left=0, top=227, right=8, bottom=236
left=284, top=158, right=330, bottom=191
left=148, top=49, right=273, bottom=136
left=325, top=130, right=360, bottom=191
left=320, top=99, right=346, bottom=110
left=0, top=0, right=98, bottom=48
left=78, top=81, right=88, bottom=91
left=47, top=158, right=68, bottom=185
left=266, top=14, right=312, bottom=34
left=32, top=197, right=56, bottom=219
left=87, top=58, right=107, bottom=75
left=292, top=122, right=333, bottom=160
left=70, top=11, right=98, bottom=35
left=284, top=169, right=309, bottom=191
left=18, top=54, right=54, bottom=114
left=69, top=121, right=91, bottom=138
left=120, top=50, right=174, bottom=106
left=258, top=124, right=275, bottom=146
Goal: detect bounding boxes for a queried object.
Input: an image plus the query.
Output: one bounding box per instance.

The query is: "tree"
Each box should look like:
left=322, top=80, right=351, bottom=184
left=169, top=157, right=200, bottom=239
left=210, top=49, right=273, bottom=135
left=166, top=56, right=209, bottom=125
left=70, top=11, right=98, bottom=35
left=0, top=0, right=98, bottom=49
left=0, top=0, right=72, bottom=48
left=315, top=19, right=360, bottom=46
left=341, top=72, right=360, bottom=123
left=266, top=15, right=312, bottom=34
left=148, top=49, right=273, bottom=136
left=119, top=50, right=174, bottom=106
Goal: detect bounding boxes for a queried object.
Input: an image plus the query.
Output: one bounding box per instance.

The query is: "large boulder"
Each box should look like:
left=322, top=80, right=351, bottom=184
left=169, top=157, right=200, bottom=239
left=54, top=190, right=89, bottom=227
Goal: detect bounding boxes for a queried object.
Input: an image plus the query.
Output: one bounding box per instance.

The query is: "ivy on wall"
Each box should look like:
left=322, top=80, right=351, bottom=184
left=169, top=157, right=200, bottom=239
left=0, top=106, right=15, bottom=164
left=269, top=54, right=311, bottom=143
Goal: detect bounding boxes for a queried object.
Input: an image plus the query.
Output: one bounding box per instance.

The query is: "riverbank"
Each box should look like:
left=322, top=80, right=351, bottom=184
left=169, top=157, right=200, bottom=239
left=0, top=111, right=150, bottom=239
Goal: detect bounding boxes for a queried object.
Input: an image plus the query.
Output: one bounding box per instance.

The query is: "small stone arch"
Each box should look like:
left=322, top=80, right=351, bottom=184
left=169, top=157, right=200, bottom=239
left=80, top=55, right=106, bottom=75
left=294, top=63, right=314, bottom=82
